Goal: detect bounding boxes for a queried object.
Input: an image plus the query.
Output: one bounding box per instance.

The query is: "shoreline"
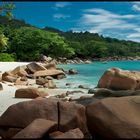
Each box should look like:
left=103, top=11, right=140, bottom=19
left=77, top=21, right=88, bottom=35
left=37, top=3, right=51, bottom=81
left=22, top=56, right=140, bottom=64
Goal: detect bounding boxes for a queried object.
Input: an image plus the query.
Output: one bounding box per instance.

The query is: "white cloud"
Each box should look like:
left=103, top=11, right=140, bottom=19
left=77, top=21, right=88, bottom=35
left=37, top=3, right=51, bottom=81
left=53, top=13, right=70, bottom=19
left=132, top=2, right=140, bottom=12
left=71, top=8, right=140, bottom=42
left=77, top=8, right=137, bottom=33
left=54, top=2, right=71, bottom=9
left=132, top=4, right=140, bottom=11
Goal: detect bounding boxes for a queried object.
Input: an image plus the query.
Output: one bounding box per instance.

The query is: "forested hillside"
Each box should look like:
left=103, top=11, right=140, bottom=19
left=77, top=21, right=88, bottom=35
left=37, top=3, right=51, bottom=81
left=0, top=15, right=140, bottom=61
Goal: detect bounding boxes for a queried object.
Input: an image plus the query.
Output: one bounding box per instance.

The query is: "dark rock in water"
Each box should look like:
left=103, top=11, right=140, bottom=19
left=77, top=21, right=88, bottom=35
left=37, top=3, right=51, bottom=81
left=89, top=88, right=140, bottom=99
left=78, top=85, right=89, bottom=89
left=67, top=90, right=84, bottom=95
left=86, top=96, right=140, bottom=138
left=68, top=69, right=78, bottom=75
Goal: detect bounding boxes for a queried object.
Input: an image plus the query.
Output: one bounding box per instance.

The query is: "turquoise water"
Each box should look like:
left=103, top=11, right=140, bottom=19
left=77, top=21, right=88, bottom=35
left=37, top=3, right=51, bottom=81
left=56, top=61, right=140, bottom=89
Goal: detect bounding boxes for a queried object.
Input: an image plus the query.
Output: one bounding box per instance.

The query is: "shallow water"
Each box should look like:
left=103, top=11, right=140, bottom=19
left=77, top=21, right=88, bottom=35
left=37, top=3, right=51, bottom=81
left=56, top=60, right=140, bottom=89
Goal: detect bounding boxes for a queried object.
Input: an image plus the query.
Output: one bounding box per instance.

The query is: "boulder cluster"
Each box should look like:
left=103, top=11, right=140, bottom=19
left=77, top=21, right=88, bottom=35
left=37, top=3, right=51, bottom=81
left=0, top=66, right=140, bottom=138
left=0, top=62, right=78, bottom=90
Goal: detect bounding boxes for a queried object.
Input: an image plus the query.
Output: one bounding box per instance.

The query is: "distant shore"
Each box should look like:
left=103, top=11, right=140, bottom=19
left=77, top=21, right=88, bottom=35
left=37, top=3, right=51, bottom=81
left=43, top=56, right=140, bottom=65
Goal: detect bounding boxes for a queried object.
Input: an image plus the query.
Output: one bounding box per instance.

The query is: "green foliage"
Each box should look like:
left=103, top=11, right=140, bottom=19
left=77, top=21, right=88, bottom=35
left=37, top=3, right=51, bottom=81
left=0, top=53, right=15, bottom=61
left=0, top=17, right=140, bottom=62
left=0, top=33, right=8, bottom=51
left=8, top=27, right=73, bottom=61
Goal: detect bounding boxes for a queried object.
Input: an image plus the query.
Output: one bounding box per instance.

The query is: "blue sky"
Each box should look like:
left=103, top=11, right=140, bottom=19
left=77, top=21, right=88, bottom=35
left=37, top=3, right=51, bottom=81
left=3, top=1, right=140, bottom=42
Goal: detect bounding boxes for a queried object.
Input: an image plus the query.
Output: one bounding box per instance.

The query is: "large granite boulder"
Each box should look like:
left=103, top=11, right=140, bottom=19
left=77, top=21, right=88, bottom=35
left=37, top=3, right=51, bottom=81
left=0, top=98, right=90, bottom=138
left=33, top=69, right=65, bottom=78
left=13, top=119, right=57, bottom=138
left=58, top=101, right=90, bottom=138
left=26, top=62, right=46, bottom=73
left=15, top=88, right=48, bottom=98
left=86, top=96, right=140, bottom=138
left=0, top=98, right=58, bottom=128
left=2, top=71, right=18, bottom=83
left=11, top=66, right=28, bottom=77
left=98, top=68, right=140, bottom=90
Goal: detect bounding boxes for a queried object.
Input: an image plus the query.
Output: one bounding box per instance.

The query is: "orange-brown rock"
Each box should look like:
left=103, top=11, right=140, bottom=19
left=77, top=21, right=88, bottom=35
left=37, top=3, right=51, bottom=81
left=15, top=88, right=48, bottom=98
left=86, top=96, right=140, bottom=138
left=2, top=71, right=18, bottom=83
left=33, top=69, right=65, bottom=78
left=13, top=119, right=57, bottom=138
left=0, top=98, right=58, bottom=128
left=49, top=131, right=64, bottom=138
left=58, top=101, right=90, bottom=138
left=98, top=68, right=140, bottom=90
left=53, top=128, right=84, bottom=139
left=14, top=78, right=28, bottom=86
left=26, top=62, right=46, bottom=73
left=11, top=66, right=28, bottom=77
left=44, top=80, right=56, bottom=89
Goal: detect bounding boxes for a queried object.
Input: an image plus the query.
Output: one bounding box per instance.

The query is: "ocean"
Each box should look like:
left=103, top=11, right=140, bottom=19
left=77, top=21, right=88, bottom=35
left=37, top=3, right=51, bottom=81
left=55, top=61, right=140, bottom=89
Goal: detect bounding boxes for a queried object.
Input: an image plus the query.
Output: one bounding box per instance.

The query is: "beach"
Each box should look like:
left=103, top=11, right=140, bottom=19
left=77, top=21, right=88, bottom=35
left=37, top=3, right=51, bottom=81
left=0, top=62, right=91, bottom=116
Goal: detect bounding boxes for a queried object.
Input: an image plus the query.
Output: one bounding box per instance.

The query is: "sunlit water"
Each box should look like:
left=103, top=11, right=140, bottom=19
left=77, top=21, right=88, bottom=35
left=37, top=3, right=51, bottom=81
left=55, top=61, right=140, bottom=89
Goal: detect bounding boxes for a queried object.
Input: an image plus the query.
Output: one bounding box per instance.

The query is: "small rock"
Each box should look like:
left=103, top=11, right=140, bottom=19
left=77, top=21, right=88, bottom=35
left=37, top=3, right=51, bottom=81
left=68, top=69, right=78, bottom=75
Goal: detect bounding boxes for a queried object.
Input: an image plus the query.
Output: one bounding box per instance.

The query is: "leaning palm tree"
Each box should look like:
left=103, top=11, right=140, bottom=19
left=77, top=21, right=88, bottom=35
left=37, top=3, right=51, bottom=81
left=0, top=33, right=8, bottom=49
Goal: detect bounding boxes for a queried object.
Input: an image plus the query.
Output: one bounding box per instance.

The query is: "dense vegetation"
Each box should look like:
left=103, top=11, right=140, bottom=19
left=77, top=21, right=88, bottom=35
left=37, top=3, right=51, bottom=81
left=0, top=15, right=140, bottom=61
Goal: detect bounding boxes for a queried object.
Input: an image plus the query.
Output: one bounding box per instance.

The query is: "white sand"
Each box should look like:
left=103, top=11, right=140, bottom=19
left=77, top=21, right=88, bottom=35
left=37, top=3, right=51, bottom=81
left=0, top=62, right=91, bottom=116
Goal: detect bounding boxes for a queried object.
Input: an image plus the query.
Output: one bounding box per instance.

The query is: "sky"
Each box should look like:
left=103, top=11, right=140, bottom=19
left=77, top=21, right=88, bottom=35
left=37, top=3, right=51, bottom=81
left=2, top=1, right=140, bottom=42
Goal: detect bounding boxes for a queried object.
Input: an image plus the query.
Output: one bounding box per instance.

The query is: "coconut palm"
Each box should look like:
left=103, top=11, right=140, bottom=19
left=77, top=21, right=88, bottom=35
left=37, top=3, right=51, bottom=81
left=0, top=33, right=8, bottom=49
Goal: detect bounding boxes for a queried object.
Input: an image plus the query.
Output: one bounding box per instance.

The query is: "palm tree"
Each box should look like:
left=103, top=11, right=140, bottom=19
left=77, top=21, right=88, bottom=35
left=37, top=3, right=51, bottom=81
left=0, top=33, right=8, bottom=49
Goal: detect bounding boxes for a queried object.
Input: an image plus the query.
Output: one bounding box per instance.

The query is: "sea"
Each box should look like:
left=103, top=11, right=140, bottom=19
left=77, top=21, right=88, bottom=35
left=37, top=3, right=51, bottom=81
left=55, top=60, right=140, bottom=89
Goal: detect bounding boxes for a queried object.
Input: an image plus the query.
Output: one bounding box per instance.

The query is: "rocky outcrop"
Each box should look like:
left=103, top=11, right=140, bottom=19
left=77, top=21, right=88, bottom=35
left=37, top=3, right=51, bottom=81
left=98, top=68, right=140, bottom=90
left=2, top=71, right=18, bottom=83
left=13, top=119, right=57, bottom=138
left=0, top=98, right=90, bottom=138
left=86, top=96, right=140, bottom=138
left=58, top=101, right=89, bottom=137
left=33, top=69, right=65, bottom=78
left=26, top=62, right=46, bottom=73
left=15, top=88, right=48, bottom=98
left=89, top=88, right=140, bottom=99
left=11, top=66, right=28, bottom=77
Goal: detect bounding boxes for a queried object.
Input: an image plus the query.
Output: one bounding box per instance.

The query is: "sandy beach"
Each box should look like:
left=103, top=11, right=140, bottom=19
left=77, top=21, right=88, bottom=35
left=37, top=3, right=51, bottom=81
left=0, top=62, right=91, bottom=116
